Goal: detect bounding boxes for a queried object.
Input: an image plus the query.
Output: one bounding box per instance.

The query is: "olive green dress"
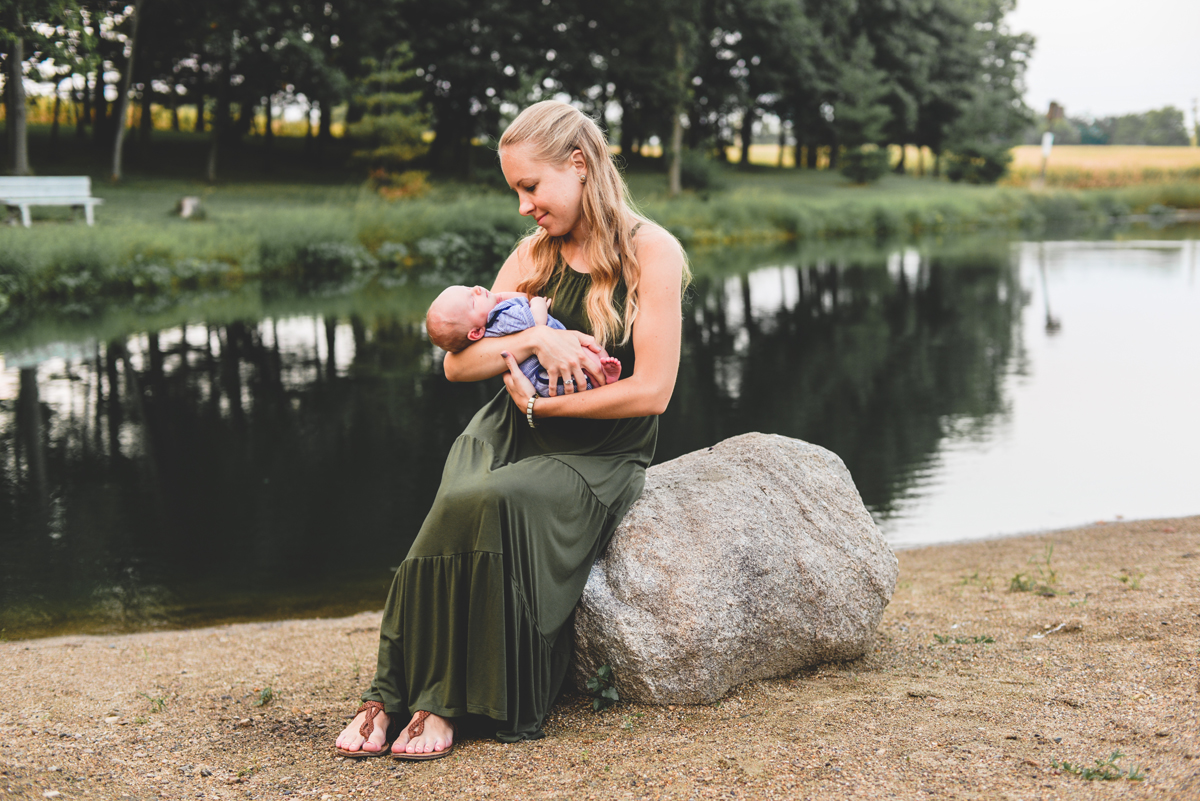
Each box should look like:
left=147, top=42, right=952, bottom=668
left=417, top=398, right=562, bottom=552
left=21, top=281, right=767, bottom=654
left=363, top=265, right=657, bottom=741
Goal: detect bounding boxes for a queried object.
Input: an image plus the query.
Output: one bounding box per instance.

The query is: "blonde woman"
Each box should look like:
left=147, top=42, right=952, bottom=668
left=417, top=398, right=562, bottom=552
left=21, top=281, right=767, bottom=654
left=334, top=100, right=687, bottom=758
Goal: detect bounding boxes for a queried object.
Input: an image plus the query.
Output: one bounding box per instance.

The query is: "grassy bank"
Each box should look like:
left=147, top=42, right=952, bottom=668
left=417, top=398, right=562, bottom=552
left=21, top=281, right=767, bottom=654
left=1, top=153, right=1199, bottom=323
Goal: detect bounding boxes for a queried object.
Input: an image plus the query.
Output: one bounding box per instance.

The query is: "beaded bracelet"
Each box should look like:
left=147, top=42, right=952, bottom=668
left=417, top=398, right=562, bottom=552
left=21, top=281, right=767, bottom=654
left=525, top=394, right=537, bottom=428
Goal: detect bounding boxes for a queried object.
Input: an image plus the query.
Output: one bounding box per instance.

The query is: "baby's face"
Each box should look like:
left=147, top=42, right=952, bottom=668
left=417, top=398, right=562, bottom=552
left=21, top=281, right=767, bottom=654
left=435, top=285, right=503, bottom=336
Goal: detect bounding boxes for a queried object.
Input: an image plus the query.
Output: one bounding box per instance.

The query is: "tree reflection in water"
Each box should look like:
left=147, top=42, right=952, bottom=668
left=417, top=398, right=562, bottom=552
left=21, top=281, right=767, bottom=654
left=0, top=243, right=1023, bottom=637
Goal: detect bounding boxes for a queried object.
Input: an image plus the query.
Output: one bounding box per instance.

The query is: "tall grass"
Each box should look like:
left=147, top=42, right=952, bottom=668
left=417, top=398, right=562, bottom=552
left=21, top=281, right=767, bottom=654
left=1, top=170, right=1197, bottom=323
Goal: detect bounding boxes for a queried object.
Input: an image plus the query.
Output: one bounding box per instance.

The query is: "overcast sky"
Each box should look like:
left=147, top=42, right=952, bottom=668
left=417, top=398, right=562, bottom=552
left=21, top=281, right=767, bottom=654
left=1005, top=0, right=1200, bottom=121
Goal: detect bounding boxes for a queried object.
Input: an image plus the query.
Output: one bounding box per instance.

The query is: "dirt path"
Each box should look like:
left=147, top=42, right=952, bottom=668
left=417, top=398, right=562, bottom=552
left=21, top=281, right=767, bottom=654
left=2, top=516, right=1197, bottom=800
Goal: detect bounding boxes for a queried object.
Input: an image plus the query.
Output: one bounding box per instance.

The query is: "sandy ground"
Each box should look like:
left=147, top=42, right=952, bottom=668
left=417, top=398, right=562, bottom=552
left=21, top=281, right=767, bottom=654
left=2, top=516, right=1198, bottom=801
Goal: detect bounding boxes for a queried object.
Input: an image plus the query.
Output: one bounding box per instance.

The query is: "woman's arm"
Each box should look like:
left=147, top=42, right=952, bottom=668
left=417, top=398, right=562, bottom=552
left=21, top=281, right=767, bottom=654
left=502, top=227, right=685, bottom=419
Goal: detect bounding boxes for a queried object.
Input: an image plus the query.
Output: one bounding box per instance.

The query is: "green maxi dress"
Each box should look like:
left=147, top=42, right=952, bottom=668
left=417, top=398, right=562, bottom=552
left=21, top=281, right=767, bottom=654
left=363, top=264, right=657, bottom=741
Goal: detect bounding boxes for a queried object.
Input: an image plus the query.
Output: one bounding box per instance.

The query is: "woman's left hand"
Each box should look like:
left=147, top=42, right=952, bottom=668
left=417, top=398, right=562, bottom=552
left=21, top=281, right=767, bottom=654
left=500, top=351, right=538, bottom=413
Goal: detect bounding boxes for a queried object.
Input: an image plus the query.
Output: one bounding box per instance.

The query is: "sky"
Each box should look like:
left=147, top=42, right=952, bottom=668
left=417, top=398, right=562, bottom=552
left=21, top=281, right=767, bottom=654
left=1006, top=0, right=1200, bottom=121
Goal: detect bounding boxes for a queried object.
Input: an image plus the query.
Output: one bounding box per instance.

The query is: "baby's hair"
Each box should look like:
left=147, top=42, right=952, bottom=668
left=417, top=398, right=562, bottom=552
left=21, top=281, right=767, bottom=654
left=426, top=302, right=473, bottom=353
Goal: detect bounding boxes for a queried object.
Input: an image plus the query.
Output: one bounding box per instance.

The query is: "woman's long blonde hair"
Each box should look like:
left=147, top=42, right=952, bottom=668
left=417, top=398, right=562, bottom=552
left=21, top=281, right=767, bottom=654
left=499, top=101, right=655, bottom=349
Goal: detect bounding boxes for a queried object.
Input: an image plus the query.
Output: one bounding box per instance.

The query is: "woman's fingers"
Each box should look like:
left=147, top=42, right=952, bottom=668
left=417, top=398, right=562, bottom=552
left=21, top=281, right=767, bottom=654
left=572, top=366, right=588, bottom=392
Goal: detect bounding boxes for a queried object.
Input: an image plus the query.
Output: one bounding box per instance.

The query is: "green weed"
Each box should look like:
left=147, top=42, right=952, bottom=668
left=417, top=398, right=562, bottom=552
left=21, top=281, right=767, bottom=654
left=138, top=692, right=166, bottom=713
left=251, top=687, right=274, bottom=708
left=1054, top=750, right=1146, bottom=781
left=933, top=634, right=995, bottom=645
left=621, top=712, right=645, bottom=731
left=1010, top=544, right=1061, bottom=596
left=586, top=664, right=619, bottom=712
left=1114, top=570, right=1144, bottom=590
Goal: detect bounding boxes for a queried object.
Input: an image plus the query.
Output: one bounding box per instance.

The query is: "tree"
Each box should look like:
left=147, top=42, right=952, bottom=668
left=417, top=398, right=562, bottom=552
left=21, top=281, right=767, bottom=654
left=110, top=0, right=144, bottom=181
left=942, top=0, right=1033, bottom=183
left=346, top=44, right=429, bottom=175
left=833, top=34, right=892, bottom=182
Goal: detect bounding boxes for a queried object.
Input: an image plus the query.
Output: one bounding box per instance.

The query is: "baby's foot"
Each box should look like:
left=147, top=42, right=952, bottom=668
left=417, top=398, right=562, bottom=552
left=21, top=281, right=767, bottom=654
left=600, top=357, right=622, bottom=384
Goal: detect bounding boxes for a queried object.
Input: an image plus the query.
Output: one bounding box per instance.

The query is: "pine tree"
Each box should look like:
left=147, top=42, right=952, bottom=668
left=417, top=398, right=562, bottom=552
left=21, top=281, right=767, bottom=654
left=346, top=43, right=430, bottom=192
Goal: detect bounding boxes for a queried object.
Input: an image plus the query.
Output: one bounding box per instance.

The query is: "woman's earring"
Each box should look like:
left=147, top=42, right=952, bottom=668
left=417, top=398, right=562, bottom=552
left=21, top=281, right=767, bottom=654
left=579, top=174, right=586, bottom=184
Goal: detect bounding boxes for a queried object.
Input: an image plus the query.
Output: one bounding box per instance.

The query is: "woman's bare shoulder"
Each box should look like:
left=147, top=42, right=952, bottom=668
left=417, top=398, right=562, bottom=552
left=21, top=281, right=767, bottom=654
left=632, top=223, right=685, bottom=272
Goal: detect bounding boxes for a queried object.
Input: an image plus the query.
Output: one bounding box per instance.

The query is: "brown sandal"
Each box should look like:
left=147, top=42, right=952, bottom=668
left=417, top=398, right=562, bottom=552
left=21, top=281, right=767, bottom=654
left=334, top=701, right=394, bottom=758
left=392, top=710, right=456, bottom=761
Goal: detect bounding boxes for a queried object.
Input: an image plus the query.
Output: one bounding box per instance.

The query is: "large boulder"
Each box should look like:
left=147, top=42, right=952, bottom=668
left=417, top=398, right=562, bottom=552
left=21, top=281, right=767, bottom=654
left=573, top=432, right=898, bottom=705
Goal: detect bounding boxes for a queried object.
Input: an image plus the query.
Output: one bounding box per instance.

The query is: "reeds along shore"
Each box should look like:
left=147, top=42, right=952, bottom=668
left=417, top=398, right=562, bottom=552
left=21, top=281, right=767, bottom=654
left=1, top=175, right=1198, bottom=322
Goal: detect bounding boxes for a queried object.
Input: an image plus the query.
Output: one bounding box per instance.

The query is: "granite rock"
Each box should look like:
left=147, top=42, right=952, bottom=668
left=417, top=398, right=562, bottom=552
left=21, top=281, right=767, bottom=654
left=573, top=432, right=898, bottom=704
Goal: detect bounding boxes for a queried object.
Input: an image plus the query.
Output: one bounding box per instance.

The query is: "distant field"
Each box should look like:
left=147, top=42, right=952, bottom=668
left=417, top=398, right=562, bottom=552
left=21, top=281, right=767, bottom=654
left=1004, top=145, right=1200, bottom=188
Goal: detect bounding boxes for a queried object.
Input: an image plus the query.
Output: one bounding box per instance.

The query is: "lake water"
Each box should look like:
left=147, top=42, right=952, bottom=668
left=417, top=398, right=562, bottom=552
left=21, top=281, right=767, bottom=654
left=2, top=234, right=1198, bottom=638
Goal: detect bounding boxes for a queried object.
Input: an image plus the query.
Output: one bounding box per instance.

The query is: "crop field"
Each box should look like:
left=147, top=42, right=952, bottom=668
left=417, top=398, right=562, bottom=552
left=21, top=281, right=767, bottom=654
left=1005, top=145, right=1200, bottom=188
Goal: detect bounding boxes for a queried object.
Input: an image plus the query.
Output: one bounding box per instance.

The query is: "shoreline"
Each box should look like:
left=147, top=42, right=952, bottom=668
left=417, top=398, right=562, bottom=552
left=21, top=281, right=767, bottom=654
left=2, top=515, right=1197, bottom=799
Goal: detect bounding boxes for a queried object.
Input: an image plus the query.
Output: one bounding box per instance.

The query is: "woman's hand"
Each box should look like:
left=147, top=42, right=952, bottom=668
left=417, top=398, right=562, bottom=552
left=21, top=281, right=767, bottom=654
left=500, top=351, right=537, bottom=414
left=532, top=326, right=595, bottom=397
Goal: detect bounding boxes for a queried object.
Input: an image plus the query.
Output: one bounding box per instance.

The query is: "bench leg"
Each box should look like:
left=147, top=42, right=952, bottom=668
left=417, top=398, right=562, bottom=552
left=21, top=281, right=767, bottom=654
left=20, top=205, right=31, bottom=228
left=85, top=204, right=95, bottom=226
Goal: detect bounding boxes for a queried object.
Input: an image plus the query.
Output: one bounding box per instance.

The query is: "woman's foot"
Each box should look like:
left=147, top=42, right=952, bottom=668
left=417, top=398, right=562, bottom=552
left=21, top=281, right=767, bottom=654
left=391, top=710, right=454, bottom=756
left=600, top=356, right=622, bottom=384
left=334, top=703, right=391, bottom=755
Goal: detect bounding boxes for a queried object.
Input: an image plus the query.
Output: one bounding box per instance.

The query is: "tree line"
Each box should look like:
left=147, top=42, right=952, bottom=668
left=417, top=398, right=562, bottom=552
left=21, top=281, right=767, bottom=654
left=1, top=0, right=1035, bottom=187
left=1040, top=106, right=1194, bottom=147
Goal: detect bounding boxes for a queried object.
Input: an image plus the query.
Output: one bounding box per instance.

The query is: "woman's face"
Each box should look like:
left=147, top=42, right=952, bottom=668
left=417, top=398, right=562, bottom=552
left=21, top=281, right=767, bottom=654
left=500, top=143, right=587, bottom=239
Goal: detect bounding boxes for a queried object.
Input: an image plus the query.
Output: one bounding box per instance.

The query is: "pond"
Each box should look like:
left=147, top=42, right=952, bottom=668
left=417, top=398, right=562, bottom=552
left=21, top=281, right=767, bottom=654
left=2, top=234, right=1197, bottom=638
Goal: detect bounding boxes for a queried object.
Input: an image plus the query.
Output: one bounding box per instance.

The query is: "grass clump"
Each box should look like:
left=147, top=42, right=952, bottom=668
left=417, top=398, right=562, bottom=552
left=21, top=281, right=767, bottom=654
left=1054, top=750, right=1146, bottom=781
left=1010, top=544, right=1061, bottom=596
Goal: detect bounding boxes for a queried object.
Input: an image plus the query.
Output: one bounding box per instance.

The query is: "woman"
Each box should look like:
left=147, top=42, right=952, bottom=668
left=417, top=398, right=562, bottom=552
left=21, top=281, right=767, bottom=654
left=334, top=100, right=687, bottom=758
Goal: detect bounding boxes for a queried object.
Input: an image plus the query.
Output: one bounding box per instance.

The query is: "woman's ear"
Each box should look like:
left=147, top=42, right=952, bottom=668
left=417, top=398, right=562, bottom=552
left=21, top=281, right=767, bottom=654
left=571, top=148, right=587, bottom=180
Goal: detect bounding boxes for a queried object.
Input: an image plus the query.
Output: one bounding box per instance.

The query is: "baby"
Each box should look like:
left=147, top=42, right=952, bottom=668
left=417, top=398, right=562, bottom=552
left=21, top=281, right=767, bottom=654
left=426, top=285, right=622, bottom=397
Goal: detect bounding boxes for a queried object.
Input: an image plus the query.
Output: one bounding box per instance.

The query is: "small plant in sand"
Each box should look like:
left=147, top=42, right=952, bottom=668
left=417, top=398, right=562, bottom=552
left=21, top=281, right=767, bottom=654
left=1010, top=544, right=1061, bottom=596
left=586, top=664, right=619, bottom=712
left=1054, top=750, right=1146, bottom=781
left=1114, top=569, right=1144, bottom=590
left=933, top=634, right=995, bottom=645
left=252, top=687, right=274, bottom=708
left=621, top=712, right=645, bottom=731
left=138, top=692, right=166, bottom=713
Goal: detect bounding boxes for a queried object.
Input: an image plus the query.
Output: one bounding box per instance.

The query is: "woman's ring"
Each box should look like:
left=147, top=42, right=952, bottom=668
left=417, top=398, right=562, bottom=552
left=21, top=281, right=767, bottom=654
left=565, top=378, right=575, bottom=385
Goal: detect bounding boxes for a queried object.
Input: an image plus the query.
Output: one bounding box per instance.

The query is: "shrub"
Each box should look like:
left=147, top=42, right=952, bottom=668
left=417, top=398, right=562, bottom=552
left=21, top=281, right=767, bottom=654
left=946, top=144, right=1013, bottom=185
left=840, top=147, right=891, bottom=184
left=680, top=150, right=729, bottom=193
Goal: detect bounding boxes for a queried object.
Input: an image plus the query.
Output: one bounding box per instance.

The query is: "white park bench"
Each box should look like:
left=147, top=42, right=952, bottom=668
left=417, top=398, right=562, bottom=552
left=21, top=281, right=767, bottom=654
left=0, top=176, right=103, bottom=227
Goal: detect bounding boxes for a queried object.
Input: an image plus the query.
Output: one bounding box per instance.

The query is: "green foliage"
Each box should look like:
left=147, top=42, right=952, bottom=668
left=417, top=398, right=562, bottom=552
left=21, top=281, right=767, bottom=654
left=1009, top=544, right=1060, bottom=596
left=586, top=664, right=619, bottom=712
left=1114, top=570, right=1144, bottom=590
left=252, top=687, right=274, bottom=708
left=1054, top=750, right=1146, bottom=781
left=840, top=147, right=891, bottom=185
left=945, top=143, right=1013, bottom=185
left=679, top=150, right=729, bottom=193
left=347, top=44, right=431, bottom=173
left=138, top=692, right=166, bottom=713
left=933, top=634, right=994, bottom=645
left=832, top=34, right=891, bottom=149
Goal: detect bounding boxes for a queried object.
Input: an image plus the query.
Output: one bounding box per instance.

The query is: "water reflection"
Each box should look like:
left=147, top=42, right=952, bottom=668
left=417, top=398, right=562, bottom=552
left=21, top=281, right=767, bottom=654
left=4, top=237, right=1196, bottom=638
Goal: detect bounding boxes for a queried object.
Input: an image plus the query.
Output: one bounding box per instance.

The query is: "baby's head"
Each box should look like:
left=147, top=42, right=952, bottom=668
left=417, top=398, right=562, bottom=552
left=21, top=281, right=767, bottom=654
left=426, top=285, right=501, bottom=353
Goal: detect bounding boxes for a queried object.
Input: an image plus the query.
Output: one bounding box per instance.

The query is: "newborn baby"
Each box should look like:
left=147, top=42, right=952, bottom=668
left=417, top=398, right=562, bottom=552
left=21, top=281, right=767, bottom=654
left=426, top=284, right=622, bottom=396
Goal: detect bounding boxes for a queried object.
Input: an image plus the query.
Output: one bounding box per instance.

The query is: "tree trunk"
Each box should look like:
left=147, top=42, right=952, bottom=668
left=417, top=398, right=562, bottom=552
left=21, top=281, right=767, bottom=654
left=828, top=141, right=839, bottom=170
left=110, top=0, right=144, bottom=182
left=304, top=101, right=314, bottom=152
left=917, top=145, right=925, bottom=177
left=738, top=105, right=755, bottom=169
left=51, top=81, right=63, bottom=142
left=777, top=122, right=786, bottom=168
left=207, top=58, right=232, bottom=183
left=933, top=150, right=941, bottom=178
left=668, top=40, right=686, bottom=197
left=806, top=144, right=818, bottom=169
left=8, top=20, right=30, bottom=176
left=194, top=95, right=205, bottom=132
left=170, top=92, right=179, bottom=131
left=317, top=98, right=333, bottom=152
left=264, top=93, right=273, bottom=170
left=894, top=143, right=906, bottom=174
left=139, top=83, right=153, bottom=142
left=76, top=83, right=87, bottom=138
